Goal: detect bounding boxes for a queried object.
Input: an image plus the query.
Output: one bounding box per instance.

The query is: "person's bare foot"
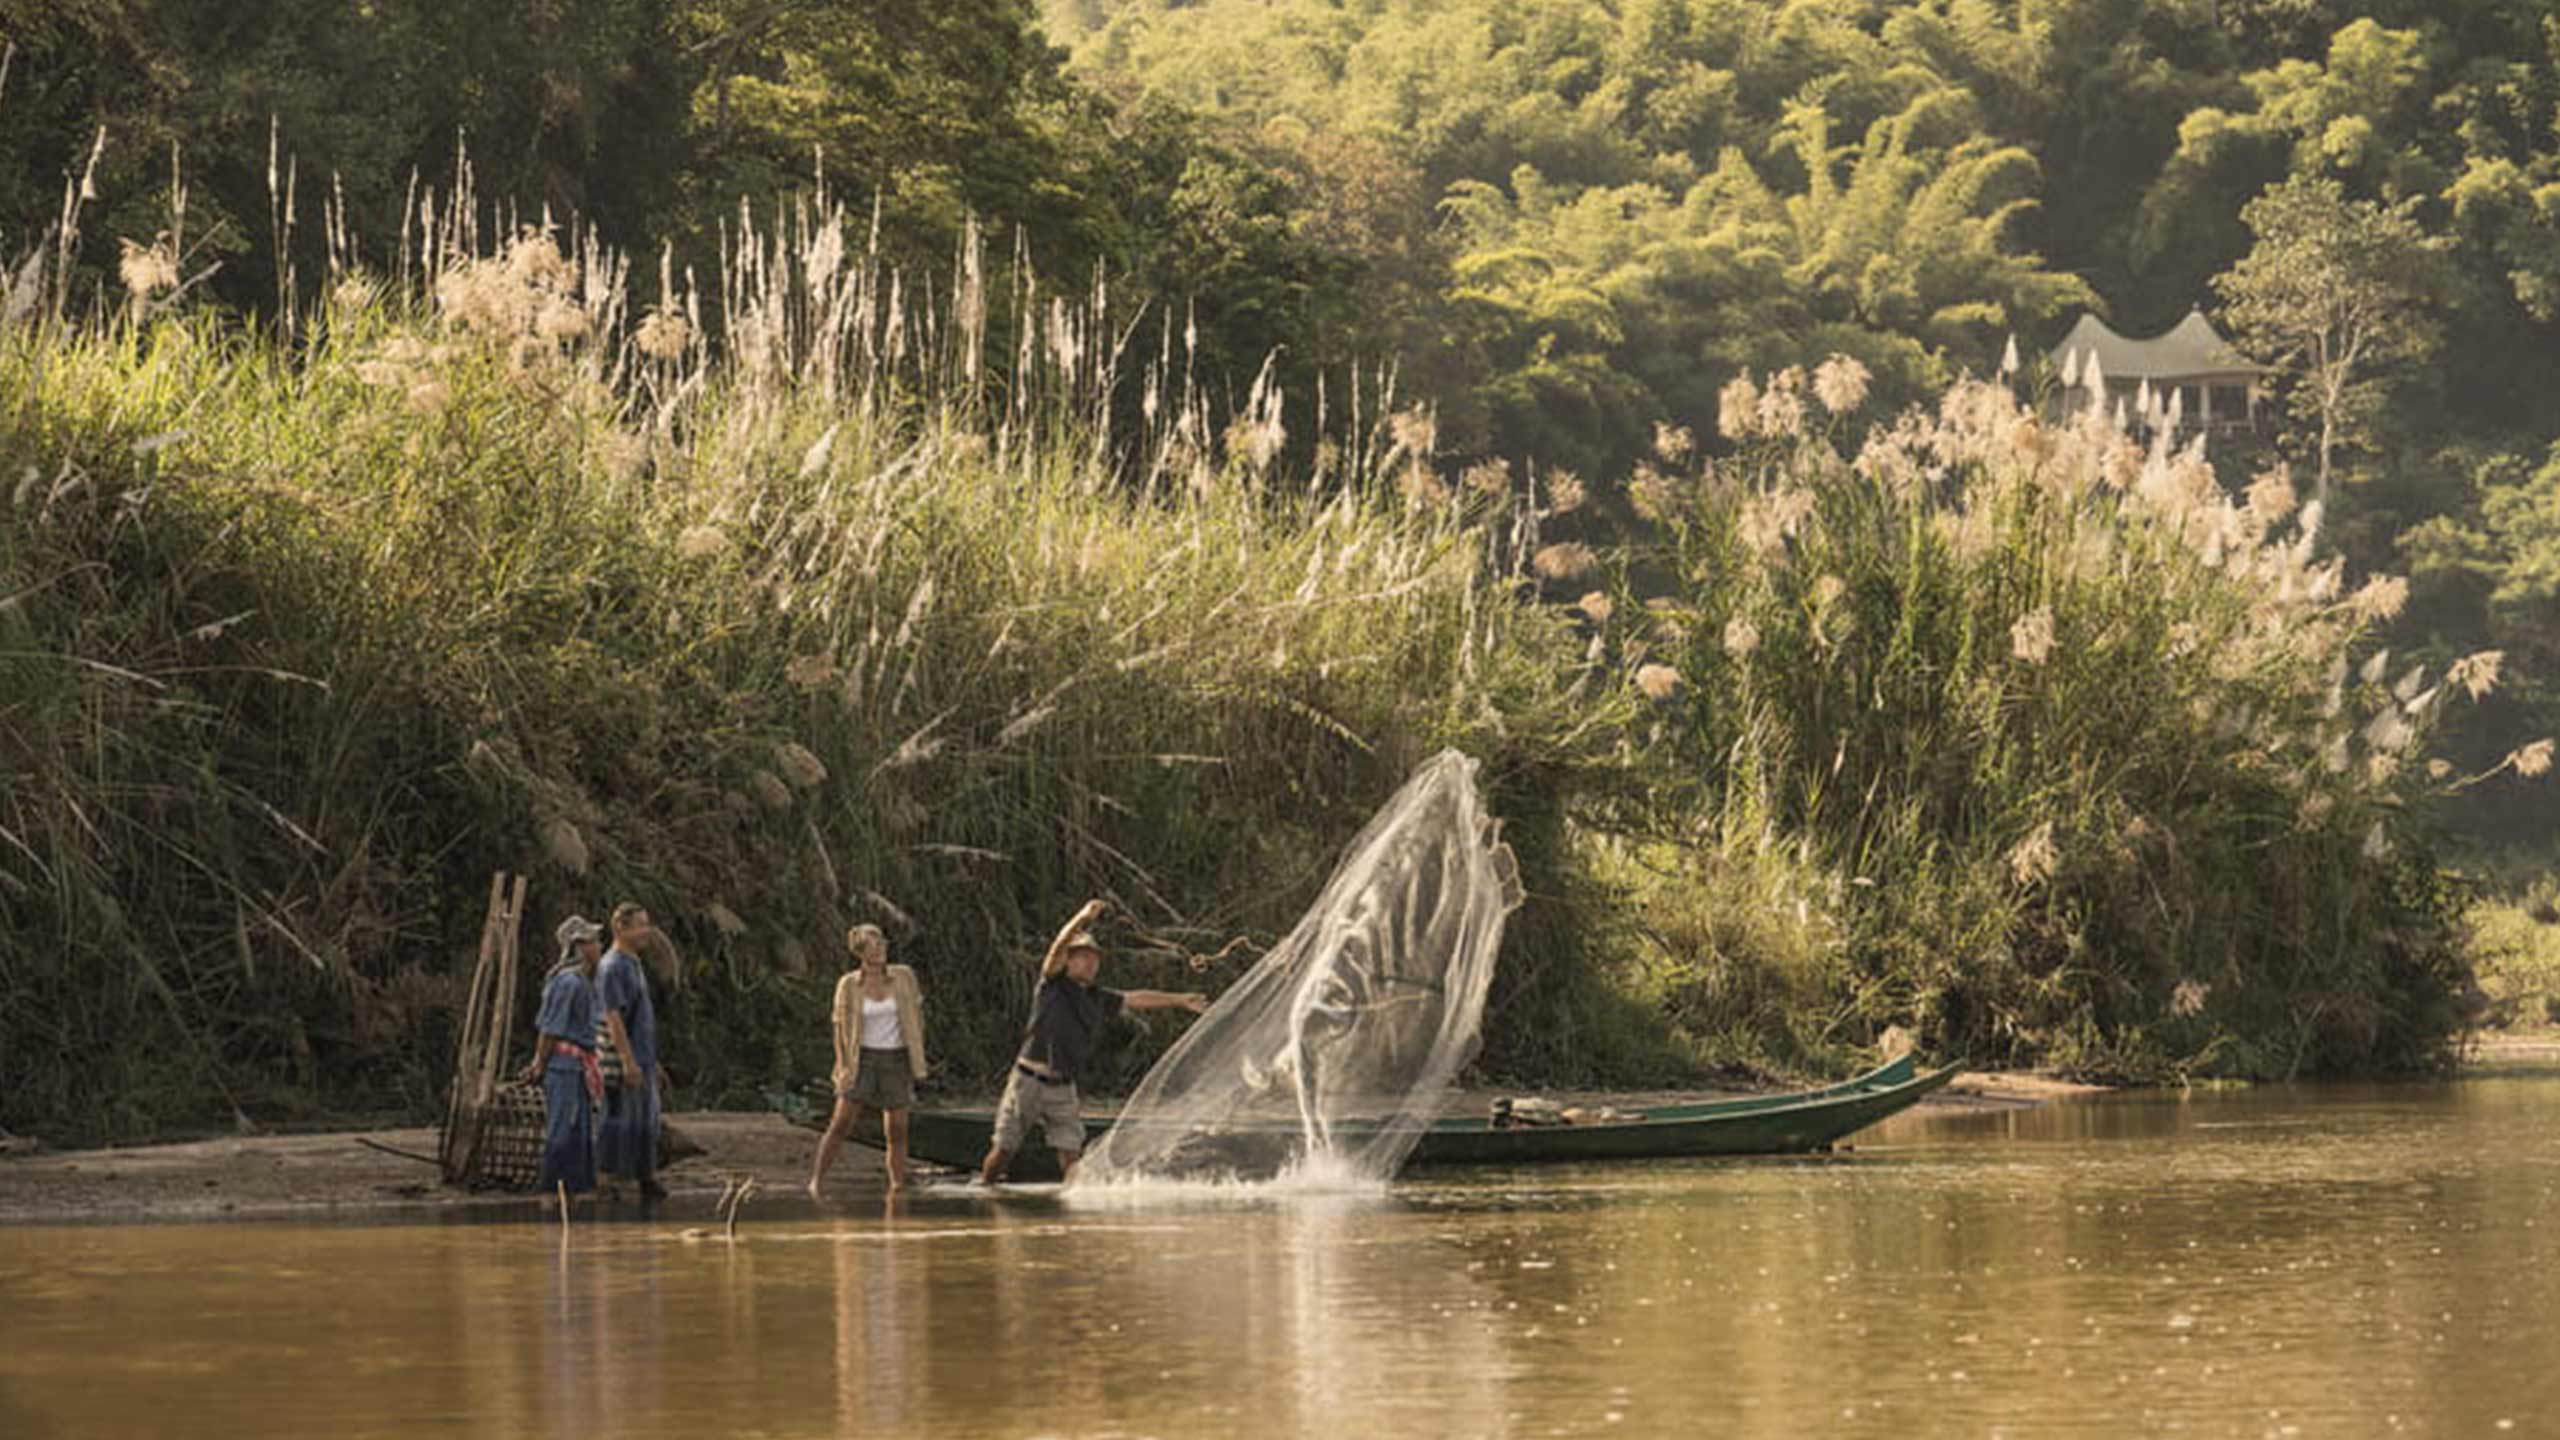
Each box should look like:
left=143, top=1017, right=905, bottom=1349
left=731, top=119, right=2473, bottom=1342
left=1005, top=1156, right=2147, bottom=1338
left=805, top=1178, right=824, bottom=1202
left=886, top=1168, right=907, bottom=1191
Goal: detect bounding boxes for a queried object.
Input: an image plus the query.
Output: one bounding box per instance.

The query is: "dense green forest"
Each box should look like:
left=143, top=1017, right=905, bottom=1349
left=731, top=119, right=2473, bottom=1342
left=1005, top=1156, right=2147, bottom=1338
left=3, top=0, right=2555, bottom=1141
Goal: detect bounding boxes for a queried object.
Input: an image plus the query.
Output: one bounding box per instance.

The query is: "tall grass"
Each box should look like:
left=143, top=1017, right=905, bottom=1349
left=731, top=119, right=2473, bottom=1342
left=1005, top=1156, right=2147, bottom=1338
left=0, top=176, right=1643, bottom=1140
left=6, top=156, right=2538, bottom=1141
left=1602, top=363, right=2528, bottom=1080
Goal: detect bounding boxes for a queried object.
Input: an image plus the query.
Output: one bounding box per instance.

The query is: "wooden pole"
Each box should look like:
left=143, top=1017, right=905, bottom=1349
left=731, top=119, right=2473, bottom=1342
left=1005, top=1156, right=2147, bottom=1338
left=442, top=872, right=508, bottom=1180
left=481, top=873, right=529, bottom=1108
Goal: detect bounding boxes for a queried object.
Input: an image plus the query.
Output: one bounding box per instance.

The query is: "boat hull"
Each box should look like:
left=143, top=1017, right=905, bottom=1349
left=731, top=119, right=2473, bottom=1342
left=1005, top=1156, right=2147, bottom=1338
left=824, top=1055, right=1958, bottom=1183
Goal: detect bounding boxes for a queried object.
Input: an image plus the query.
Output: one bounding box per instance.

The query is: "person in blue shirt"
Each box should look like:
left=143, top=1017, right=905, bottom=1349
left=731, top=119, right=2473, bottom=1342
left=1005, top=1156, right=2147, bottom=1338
left=519, top=914, right=604, bottom=1197
left=595, top=901, right=668, bottom=1201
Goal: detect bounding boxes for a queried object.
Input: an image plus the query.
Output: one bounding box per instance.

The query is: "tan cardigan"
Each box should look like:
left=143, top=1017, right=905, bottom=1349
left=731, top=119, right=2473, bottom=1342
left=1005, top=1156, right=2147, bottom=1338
left=831, top=964, right=930, bottom=1094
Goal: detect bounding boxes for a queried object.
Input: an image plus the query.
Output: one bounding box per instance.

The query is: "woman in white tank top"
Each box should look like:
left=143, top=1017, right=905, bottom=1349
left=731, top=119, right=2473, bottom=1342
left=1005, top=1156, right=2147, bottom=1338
left=808, top=923, right=931, bottom=1196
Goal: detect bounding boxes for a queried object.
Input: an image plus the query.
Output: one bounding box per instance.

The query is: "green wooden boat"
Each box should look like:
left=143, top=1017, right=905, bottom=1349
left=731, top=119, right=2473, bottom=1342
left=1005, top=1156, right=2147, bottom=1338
left=821, top=1054, right=1960, bottom=1182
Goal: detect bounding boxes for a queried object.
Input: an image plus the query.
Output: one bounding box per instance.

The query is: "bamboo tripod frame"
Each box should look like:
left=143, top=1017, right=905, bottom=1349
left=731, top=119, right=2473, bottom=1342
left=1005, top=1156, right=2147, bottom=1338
left=440, top=870, right=530, bottom=1185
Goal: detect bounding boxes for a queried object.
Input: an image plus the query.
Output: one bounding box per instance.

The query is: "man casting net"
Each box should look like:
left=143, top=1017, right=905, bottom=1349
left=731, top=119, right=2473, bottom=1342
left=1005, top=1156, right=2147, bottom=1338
left=1074, top=750, right=1522, bottom=1185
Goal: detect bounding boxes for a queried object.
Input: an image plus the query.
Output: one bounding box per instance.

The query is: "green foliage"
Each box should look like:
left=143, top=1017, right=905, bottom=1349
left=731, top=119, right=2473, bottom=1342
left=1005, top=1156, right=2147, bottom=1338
left=1604, top=363, right=2481, bottom=1079
left=0, top=218, right=1641, bottom=1141
left=2213, top=174, right=2447, bottom=507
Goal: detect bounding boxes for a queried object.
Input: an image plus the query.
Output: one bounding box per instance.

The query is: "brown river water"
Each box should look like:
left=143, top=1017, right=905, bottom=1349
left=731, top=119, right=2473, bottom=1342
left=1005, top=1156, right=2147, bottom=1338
left=4, top=1075, right=2557, bottom=1438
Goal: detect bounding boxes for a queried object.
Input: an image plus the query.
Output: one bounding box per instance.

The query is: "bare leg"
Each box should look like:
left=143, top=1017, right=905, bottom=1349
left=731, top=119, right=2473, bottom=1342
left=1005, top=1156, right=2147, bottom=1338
left=807, top=1095, right=859, bottom=1199
left=884, top=1108, right=911, bottom=1189
left=976, top=1146, right=1012, bottom=1185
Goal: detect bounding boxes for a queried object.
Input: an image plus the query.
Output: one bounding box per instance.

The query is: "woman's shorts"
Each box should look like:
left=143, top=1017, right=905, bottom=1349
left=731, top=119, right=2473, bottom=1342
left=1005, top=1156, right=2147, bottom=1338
left=845, top=1047, right=916, bottom=1110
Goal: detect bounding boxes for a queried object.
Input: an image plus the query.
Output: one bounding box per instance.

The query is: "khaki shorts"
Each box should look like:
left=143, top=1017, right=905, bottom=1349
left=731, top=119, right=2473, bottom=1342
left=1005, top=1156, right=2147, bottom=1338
left=991, top=1070, right=1084, bottom=1156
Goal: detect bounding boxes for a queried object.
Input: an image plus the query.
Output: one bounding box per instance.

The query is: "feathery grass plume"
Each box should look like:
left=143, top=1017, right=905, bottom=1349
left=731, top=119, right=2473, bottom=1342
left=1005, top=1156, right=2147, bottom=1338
left=117, top=236, right=177, bottom=299
left=1717, top=370, right=1762, bottom=441
left=1627, top=464, right=1677, bottom=522
left=2362, top=822, right=2393, bottom=860
left=2009, top=606, right=2055, bottom=665
left=2362, top=707, right=2413, bottom=754
left=1756, top=367, right=1807, bottom=438
left=1532, top=542, right=1595, bottom=581
left=1812, top=574, right=1846, bottom=609
left=773, top=742, right=828, bottom=789
left=2169, top=979, right=2210, bottom=1017
left=540, top=817, right=592, bottom=875
left=2350, top=575, right=2409, bottom=622
left=2297, top=791, right=2335, bottom=826
left=2517, top=739, right=2556, bottom=779
left=1811, top=355, right=1870, bottom=415
left=706, top=903, right=748, bottom=937
left=2007, top=821, right=2059, bottom=886
left=634, top=306, right=691, bottom=360
left=1722, top=615, right=1761, bottom=658
left=1577, top=591, right=1614, bottom=624
left=1634, top=664, right=1684, bottom=701
left=1385, top=405, right=1437, bottom=459
left=750, top=771, right=793, bottom=810
left=1462, top=458, right=1511, bottom=496
left=1399, top=462, right=1452, bottom=508
left=1653, top=422, right=1695, bottom=462
left=2446, top=650, right=2504, bottom=701
left=2244, top=470, right=2297, bottom=530
left=677, top=525, right=731, bottom=559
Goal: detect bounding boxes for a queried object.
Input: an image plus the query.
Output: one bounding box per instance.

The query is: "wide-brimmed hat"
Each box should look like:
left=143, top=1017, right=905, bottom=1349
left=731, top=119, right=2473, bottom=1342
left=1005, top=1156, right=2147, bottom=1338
left=555, top=914, right=604, bottom=955
left=1061, top=930, right=1103, bottom=956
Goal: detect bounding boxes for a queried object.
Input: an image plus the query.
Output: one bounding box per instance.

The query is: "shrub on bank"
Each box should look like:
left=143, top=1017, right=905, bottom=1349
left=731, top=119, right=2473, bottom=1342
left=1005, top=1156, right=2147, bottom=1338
left=1605, top=366, right=2526, bottom=1080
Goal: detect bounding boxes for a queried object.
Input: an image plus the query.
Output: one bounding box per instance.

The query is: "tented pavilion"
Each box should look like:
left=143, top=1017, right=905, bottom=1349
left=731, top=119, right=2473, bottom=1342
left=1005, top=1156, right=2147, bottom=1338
left=2048, top=309, right=2268, bottom=441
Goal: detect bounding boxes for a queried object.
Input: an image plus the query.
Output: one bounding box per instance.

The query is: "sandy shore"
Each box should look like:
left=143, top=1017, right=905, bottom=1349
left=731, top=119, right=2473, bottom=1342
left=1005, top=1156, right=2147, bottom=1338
left=8, top=1048, right=2548, bottom=1226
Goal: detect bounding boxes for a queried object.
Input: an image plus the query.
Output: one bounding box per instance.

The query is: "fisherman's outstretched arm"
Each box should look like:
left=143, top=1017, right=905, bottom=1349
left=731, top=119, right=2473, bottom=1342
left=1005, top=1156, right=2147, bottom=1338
left=1123, top=989, right=1209, bottom=1013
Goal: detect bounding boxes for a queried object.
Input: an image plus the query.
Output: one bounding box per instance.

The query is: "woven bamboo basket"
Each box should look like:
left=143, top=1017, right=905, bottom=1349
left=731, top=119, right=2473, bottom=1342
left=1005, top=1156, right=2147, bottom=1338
left=443, top=1080, right=550, bottom=1191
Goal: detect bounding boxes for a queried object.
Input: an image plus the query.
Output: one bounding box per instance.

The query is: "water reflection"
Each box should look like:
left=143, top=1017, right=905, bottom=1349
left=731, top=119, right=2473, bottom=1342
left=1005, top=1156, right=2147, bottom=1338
left=3, top=1077, right=2556, bottom=1437
left=833, top=1195, right=922, bottom=1435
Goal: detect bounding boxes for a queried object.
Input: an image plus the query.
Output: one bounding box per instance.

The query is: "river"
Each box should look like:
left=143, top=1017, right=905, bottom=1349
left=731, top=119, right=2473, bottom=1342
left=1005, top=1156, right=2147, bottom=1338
left=5, top=1074, right=2556, bottom=1437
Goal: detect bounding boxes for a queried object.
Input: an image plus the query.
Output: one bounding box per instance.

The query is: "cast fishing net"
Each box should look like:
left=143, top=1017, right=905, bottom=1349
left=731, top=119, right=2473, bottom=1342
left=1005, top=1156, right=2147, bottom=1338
left=1076, top=750, right=1522, bottom=1184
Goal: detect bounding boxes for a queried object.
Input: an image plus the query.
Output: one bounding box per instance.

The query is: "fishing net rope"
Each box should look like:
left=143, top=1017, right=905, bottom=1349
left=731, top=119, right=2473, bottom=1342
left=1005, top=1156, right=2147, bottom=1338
left=1076, top=750, right=1522, bottom=1184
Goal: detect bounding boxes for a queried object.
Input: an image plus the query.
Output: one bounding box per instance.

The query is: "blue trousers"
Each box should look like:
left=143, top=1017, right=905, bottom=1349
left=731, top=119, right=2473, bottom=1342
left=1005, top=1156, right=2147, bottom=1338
left=536, top=1065, right=595, bottom=1195
left=598, top=1078, right=658, bottom=1184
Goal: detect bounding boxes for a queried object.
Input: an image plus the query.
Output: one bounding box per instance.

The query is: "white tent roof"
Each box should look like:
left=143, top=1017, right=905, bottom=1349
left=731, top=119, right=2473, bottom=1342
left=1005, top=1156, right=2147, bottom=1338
left=2048, top=309, right=2266, bottom=380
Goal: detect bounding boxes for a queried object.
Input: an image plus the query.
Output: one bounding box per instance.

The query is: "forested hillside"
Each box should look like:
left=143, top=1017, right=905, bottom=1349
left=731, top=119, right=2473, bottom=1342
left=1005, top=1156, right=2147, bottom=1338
left=1045, top=0, right=2560, bottom=852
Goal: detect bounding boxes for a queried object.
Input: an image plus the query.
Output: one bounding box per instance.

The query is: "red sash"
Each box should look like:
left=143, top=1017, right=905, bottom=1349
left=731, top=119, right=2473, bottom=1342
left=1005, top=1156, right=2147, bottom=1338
left=553, top=1041, right=604, bottom=1106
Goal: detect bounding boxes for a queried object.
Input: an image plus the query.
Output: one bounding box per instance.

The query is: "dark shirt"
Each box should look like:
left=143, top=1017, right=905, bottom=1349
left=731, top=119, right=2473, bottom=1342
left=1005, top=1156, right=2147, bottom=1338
left=1019, top=974, right=1125, bottom=1084
left=596, top=946, right=658, bottom=1072
left=533, top=966, right=597, bottom=1070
